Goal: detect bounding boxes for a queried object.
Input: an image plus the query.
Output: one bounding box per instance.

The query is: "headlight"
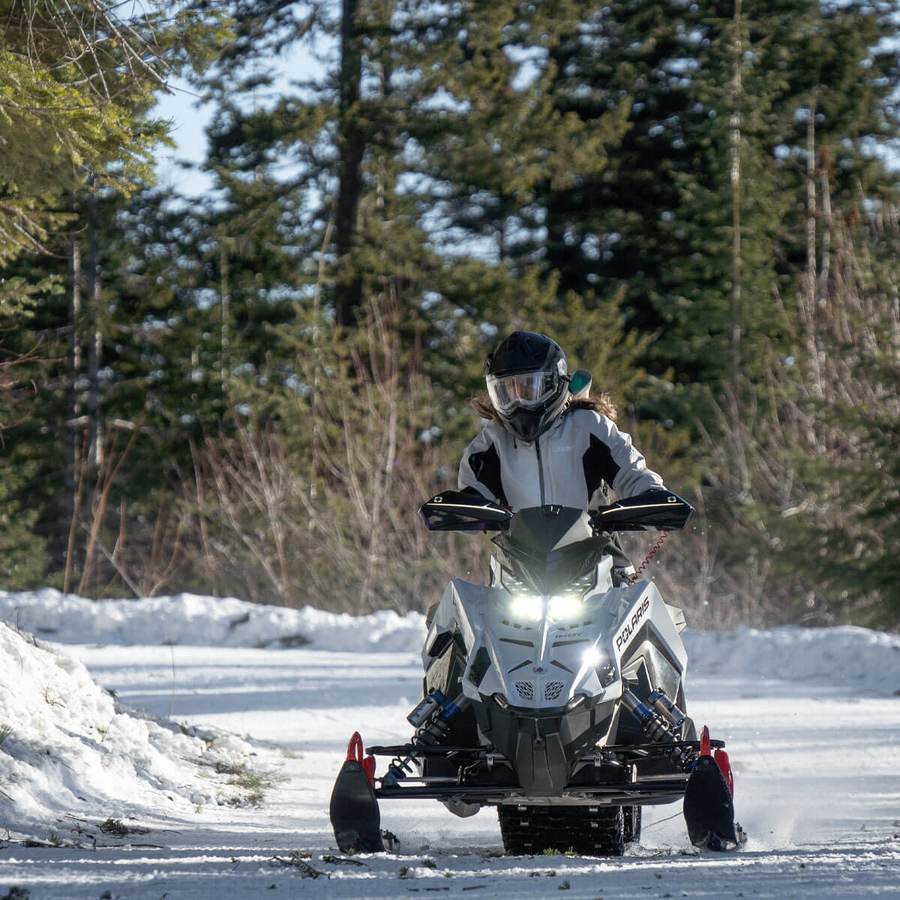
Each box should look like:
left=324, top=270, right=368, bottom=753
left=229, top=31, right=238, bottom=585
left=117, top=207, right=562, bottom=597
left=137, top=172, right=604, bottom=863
left=509, top=593, right=543, bottom=622
left=509, top=592, right=586, bottom=622
left=582, top=645, right=617, bottom=686
left=548, top=593, right=584, bottom=622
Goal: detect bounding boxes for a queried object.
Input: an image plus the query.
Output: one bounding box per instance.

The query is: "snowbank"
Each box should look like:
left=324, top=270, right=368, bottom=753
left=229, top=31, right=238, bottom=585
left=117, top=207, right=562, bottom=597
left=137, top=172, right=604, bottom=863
left=0, top=621, right=256, bottom=841
left=685, top=625, right=900, bottom=693
left=1, top=589, right=897, bottom=693
left=0, top=588, right=424, bottom=652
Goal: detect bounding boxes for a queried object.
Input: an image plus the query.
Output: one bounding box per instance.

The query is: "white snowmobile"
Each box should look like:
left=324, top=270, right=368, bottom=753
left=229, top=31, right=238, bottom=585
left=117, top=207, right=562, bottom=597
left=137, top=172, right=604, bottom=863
left=330, top=489, right=744, bottom=855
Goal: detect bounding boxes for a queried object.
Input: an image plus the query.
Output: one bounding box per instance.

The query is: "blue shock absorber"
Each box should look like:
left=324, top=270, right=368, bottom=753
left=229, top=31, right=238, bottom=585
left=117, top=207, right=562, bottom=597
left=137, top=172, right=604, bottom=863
left=435, top=691, right=461, bottom=720
left=385, top=691, right=468, bottom=785
left=621, top=687, right=693, bottom=767
left=621, top=688, right=677, bottom=742
left=406, top=689, right=462, bottom=728
left=647, top=688, right=686, bottom=731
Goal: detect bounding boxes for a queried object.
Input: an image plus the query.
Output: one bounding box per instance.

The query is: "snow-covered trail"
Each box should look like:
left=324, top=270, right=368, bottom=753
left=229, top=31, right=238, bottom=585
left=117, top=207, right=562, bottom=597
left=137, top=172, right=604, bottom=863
left=1, top=643, right=897, bottom=899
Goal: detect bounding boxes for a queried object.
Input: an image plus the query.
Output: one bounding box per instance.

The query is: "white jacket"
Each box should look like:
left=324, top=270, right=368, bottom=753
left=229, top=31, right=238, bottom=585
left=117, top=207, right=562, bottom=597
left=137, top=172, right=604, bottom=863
left=458, top=408, right=664, bottom=511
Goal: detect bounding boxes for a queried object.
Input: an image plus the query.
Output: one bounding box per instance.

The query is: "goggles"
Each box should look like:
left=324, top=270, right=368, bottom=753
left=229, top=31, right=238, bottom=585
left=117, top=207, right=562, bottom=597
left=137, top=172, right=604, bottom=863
left=486, top=363, right=566, bottom=414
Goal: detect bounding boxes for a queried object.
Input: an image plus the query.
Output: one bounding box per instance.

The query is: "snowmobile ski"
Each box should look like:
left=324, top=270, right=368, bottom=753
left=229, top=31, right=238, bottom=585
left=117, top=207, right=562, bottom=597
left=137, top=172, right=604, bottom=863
left=683, top=726, right=746, bottom=850
left=329, top=732, right=385, bottom=853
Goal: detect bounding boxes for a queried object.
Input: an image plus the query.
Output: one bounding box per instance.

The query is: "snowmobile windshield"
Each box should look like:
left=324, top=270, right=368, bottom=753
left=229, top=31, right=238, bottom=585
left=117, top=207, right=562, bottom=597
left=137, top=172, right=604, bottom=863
left=492, top=506, right=604, bottom=595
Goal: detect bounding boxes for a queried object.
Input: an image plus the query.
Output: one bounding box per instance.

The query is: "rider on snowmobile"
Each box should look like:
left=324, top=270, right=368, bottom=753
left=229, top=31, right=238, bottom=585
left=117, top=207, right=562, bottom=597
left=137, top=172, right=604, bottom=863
left=328, top=330, right=744, bottom=856
left=459, top=330, right=671, bottom=579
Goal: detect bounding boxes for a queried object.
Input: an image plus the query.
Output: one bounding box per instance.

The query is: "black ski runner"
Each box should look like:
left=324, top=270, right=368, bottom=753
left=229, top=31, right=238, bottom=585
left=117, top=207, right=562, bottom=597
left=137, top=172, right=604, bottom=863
left=329, top=733, right=385, bottom=853
left=683, top=727, right=746, bottom=850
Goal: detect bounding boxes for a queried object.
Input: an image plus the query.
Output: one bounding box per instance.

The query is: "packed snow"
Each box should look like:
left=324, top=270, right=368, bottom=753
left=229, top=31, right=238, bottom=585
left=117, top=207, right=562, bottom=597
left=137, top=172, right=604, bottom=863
left=0, top=590, right=897, bottom=898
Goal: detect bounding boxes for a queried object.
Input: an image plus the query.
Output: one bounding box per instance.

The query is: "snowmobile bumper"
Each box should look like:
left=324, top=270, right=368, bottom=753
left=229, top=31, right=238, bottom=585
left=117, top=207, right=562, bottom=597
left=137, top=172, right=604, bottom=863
left=361, top=736, right=721, bottom=809
left=374, top=777, right=689, bottom=806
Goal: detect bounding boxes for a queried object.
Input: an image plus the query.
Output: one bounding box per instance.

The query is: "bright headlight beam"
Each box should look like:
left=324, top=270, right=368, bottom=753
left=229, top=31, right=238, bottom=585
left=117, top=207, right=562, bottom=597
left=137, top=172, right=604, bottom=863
left=509, top=593, right=543, bottom=622
left=548, top=593, right=584, bottom=622
left=582, top=645, right=604, bottom=667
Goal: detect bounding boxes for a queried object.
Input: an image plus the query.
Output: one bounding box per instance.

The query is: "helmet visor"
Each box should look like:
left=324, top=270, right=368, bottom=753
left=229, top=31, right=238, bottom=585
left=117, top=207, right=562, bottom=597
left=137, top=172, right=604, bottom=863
left=486, top=369, right=560, bottom=414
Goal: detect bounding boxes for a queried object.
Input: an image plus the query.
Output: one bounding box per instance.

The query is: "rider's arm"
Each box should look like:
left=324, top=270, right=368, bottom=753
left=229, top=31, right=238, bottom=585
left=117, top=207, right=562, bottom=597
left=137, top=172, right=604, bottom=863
left=458, top=427, right=509, bottom=507
left=583, top=411, right=665, bottom=500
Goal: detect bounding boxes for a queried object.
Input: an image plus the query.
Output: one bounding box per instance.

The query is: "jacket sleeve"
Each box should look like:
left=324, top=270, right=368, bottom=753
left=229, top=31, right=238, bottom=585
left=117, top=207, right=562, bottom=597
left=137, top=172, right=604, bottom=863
left=583, top=413, right=665, bottom=501
left=458, top=428, right=509, bottom=506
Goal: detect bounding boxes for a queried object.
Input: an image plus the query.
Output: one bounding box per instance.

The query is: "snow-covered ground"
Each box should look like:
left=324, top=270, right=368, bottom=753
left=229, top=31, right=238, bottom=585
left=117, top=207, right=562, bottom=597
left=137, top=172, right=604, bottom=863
left=0, top=590, right=897, bottom=898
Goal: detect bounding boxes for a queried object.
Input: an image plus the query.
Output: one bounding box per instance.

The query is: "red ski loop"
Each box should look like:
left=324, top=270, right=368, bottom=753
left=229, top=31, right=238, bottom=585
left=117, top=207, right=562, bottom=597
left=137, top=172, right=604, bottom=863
left=346, top=731, right=376, bottom=785
left=714, top=748, right=735, bottom=797
left=346, top=732, right=364, bottom=762
left=699, top=724, right=712, bottom=758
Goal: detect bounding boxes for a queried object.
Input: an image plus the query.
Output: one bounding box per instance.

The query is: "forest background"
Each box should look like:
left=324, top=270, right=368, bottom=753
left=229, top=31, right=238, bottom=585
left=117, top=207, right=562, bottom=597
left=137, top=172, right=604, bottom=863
left=0, top=0, right=897, bottom=628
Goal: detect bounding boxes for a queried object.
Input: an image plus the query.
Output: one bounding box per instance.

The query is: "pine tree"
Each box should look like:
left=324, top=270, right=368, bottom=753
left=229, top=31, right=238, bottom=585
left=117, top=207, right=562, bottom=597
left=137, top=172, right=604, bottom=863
left=0, top=1, right=229, bottom=592
left=0, top=0, right=228, bottom=311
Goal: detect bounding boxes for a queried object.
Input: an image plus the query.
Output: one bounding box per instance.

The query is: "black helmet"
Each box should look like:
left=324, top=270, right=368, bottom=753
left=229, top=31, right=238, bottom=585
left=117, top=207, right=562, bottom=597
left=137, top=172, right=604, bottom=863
left=485, top=331, right=569, bottom=442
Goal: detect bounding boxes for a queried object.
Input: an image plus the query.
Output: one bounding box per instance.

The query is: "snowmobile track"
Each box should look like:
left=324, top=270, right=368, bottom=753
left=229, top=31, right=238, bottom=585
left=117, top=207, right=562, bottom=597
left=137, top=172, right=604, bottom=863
left=498, top=803, right=628, bottom=856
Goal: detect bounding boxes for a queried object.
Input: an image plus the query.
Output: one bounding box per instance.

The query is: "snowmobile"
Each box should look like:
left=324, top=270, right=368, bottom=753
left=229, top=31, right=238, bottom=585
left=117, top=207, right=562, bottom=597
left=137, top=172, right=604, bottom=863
left=330, top=488, right=744, bottom=856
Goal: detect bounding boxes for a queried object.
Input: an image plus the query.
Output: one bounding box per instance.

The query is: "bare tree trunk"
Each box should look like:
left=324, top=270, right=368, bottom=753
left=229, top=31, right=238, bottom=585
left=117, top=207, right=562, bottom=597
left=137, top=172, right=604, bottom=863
left=729, top=0, right=743, bottom=395
left=78, top=425, right=141, bottom=596
left=64, top=230, right=82, bottom=593
left=805, top=93, right=824, bottom=400
left=87, top=179, right=103, bottom=472
left=310, top=218, right=334, bottom=508
left=68, top=233, right=82, bottom=467
left=358, top=292, right=400, bottom=611
left=334, top=0, right=365, bottom=327
left=544, top=40, right=580, bottom=295
left=727, top=0, right=753, bottom=497
left=219, top=241, right=230, bottom=397
left=818, top=146, right=832, bottom=303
